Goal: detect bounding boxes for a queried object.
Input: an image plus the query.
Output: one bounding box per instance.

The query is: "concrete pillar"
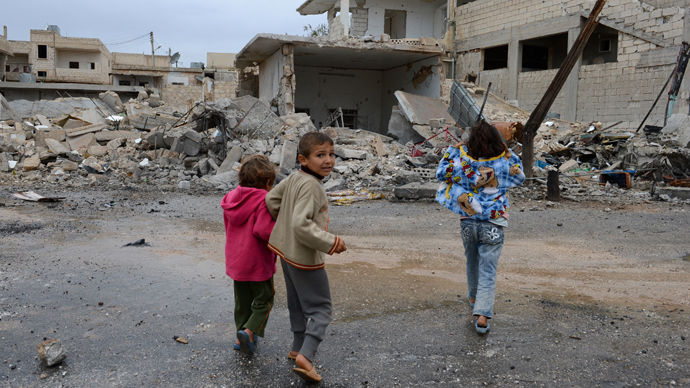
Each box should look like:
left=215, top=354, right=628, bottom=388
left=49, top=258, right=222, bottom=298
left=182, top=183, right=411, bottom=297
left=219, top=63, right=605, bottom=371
left=563, top=23, right=583, bottom=122
left=0, top=54, right=6, bottom=81
left=507, top=30, right=522, bottom=101
left=340, top=0, right=350, bottom=37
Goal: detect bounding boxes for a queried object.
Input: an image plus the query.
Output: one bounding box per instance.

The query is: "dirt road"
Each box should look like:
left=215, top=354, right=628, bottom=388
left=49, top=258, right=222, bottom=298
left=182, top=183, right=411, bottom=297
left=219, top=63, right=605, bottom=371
left=1, top=187, right=689, bottom=387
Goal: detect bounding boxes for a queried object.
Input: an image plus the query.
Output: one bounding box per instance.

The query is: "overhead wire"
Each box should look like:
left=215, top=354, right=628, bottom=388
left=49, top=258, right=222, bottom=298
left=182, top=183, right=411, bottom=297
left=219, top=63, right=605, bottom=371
left=106, top=32, right=150, bottom=46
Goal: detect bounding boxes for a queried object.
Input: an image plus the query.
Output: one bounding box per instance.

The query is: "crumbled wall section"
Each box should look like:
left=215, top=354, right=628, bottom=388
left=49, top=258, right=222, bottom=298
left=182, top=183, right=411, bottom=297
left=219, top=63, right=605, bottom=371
left=454, top=0, right=688, bottom=129
left=328, top=6, right=346, bottom=39
left=213, top=80, right=238, bottom=101
left=162, top=85, right=201, bottom=110
left=351, top=8, right=369, bottom=37
left=162, top=78, right=239, bottom=110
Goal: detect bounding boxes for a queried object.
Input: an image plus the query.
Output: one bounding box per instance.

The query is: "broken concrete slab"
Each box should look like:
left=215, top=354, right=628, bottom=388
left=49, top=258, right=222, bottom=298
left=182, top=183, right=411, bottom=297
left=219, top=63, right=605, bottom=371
left=335, top=147, right=368, bottom=160
left=35, top=129, right=66, bottom=148
left=393, top=182, right=439, bottom=199
left=66, top=123, right=106, bottom=137
left=207, top=170, right=239, bottom=187
left=66, top=133, right=97, bottom=151
left=394, top=91, right=455, bottom=126
left=36, top=114, right=51, bottom=127
left=99, top=91, right=124, bottom=114
left=62, top=118, right=89, bottom=130
left=218, top=146, right=243, bottom=174
left=559, top=159, right=579, bottom=173
left=95, top=131, right=140, bottom=142
left=279, top=140, right=298, bottom=175
left=660, top=113, right=690, bottom=148
left=37, top=339, right=67, bottom=367
left=387, top=106, right=424, bottom=145
left=88, top=145, right=109, bottom=157
left=44, top=138, right=70, bottom=156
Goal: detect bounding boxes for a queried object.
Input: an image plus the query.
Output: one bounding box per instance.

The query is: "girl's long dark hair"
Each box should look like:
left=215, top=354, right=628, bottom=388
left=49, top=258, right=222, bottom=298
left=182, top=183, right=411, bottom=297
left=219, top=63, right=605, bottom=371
left=465, top=120, right=508, bottom=159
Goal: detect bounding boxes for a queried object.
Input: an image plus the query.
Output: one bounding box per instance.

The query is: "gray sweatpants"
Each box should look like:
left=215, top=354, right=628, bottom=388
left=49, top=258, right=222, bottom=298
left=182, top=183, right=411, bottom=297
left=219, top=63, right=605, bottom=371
left=280, top=259, right=332, bottom=361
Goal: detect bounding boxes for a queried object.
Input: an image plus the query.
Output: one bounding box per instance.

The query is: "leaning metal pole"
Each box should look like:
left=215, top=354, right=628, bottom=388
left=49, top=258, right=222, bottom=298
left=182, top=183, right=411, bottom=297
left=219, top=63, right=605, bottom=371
left=521, top=0, right=608, bottom=181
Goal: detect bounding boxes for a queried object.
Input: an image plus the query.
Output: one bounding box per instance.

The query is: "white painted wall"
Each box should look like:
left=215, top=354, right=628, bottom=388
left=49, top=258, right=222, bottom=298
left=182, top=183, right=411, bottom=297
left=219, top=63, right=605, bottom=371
left=380, top=56, right=441, bottom=131
left=366, top=7, right=385, bottom=37
left=294, top=66, right=383, bottom=132
left=165, top=75, right=189, bottom=85
left=258, top=49, right=283, bottom=108
left=362, top=0, right=441, bottom=39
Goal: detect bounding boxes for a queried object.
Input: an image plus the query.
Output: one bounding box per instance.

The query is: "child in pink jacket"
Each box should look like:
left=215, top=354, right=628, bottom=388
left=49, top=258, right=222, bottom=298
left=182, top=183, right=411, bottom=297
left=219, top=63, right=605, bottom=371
left=221, top=155, right=276, bottom=355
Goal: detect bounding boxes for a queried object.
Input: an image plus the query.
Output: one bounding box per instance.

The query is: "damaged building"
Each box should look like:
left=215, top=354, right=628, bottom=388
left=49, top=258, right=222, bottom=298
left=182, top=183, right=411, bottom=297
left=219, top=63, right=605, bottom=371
left=235, top=33, right=444, bottom=134
left=452, top=0, right=690, bottom=131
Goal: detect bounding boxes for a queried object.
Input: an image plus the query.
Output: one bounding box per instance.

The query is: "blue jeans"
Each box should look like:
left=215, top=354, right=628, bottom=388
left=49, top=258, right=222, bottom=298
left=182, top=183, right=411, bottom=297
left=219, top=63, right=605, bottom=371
left=461, top=219, right=504, bottom=319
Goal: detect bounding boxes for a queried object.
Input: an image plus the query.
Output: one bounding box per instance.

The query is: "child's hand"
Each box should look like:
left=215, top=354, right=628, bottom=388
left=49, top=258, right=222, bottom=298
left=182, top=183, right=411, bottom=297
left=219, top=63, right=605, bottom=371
left=453, top=141, right=466, bottom=148
left=333, top=239, right=347, bottom=254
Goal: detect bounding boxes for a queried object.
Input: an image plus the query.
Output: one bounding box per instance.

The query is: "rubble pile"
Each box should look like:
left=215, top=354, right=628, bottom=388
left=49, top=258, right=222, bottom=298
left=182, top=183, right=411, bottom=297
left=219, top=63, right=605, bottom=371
left=2, top=84, right=690, bottom=204
left=0, top=92, right=434, bottom=196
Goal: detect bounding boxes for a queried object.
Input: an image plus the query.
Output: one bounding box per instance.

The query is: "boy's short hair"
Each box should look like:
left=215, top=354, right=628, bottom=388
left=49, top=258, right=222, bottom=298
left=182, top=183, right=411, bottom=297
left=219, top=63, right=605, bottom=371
left=239, top=155, right=276, bottom=189
left=298, top=132, right=334, bottom=157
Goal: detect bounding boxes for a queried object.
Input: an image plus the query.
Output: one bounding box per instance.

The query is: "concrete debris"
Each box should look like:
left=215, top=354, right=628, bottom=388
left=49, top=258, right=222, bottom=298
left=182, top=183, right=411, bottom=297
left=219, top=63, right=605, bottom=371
left=2, top=86, right=690, bottom=206
left=37, top=339, right=67, bottom=367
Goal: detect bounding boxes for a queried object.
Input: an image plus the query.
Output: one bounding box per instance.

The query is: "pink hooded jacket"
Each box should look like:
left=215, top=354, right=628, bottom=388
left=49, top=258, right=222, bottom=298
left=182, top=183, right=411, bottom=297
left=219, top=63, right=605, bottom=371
left=221, top=186, right=276, bottom=282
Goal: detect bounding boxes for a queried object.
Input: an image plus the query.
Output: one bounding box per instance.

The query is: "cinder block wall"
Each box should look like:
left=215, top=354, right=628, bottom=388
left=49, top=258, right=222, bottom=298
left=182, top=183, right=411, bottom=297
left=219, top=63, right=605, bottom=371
left=212, top=80, right=238, bottom=101
left=328, top=6, right=346, bottom=39
left=162, top=85, right=202, bottom=110
left=455, top=0, right=687, bottom=129
left=351, top=8, right=369, bottom=37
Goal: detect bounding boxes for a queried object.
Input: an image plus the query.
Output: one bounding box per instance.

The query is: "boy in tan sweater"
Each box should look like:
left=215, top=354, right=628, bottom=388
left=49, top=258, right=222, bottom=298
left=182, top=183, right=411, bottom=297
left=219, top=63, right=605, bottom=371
left=266, top=132, right=347, bottom=382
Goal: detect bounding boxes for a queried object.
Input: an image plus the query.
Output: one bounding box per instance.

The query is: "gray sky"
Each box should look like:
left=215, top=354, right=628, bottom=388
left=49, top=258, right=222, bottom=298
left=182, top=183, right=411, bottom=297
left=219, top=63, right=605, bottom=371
left=3, top=0, right=326, bottom=66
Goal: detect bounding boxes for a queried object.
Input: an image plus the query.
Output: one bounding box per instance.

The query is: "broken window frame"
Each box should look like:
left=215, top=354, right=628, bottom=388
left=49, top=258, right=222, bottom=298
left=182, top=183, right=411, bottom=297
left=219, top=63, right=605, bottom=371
left=329, top=108, right=358, bottom=129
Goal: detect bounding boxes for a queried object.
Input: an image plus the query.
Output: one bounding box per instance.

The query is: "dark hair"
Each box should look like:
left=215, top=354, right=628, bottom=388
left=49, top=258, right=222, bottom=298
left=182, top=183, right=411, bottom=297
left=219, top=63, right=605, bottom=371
left=466, top=120, right=508, bottom=159
left=298, top=132, right=334, bottom=157
left=239, top=155, right=276, bottom=189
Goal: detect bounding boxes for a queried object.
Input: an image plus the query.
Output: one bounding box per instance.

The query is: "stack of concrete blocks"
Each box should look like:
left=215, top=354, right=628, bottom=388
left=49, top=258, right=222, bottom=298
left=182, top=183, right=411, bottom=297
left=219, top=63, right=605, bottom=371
left=350, top=8, right=369, bottom=37
left=454, top=0, right=687, bottom=131
left=327, top=5, right=346, bottom=39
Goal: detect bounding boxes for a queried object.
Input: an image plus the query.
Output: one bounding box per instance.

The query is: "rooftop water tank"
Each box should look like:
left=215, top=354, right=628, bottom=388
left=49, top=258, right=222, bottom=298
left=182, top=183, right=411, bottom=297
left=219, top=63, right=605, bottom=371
left=46, top=25, right=61, bottom=35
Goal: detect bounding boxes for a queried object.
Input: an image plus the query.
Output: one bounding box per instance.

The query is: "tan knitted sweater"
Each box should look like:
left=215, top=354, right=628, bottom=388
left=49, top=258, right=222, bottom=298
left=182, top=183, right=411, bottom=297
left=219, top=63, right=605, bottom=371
left=265, top=171, right=341, bottom=270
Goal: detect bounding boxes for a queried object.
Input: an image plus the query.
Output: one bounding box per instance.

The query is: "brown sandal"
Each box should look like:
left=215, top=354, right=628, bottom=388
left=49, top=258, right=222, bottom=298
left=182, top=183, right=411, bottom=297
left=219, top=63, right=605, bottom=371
left=292, top=365, right=322, bottom=382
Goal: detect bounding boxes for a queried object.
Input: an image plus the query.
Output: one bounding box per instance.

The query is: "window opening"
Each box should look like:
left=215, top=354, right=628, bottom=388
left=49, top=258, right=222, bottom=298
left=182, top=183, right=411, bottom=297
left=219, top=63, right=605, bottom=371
left=384, top=10, right=406, bottom=39
left=483, top=45, right=508, bottom=70
left=328, top=108, right=358, bottom=129
left=118, top=80, right=131, bottom=86
left=69, top=62, right=79, bottom=69
left=38, top=45, right=47, bottom=59
left=89, top=62, right=96, bottom=70
left=599, top=38, right=611, bottom=53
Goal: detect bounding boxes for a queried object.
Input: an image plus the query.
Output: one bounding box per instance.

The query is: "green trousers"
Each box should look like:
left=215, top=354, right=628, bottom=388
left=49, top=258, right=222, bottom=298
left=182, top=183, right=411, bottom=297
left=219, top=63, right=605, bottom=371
left=233, top=277, right=274, bottom=338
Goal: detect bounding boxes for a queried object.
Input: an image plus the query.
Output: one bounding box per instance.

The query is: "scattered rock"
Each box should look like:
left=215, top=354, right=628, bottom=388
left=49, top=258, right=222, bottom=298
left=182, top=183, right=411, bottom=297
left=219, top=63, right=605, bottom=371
left=37, top=339, right=67, bottom=367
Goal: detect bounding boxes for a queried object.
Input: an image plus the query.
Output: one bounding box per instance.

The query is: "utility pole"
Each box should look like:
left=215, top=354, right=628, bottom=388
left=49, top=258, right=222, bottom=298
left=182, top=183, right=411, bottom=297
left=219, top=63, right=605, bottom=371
left=521, top=0, right=606, bottom=180
left=150, top=31, right=155, bottom=67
